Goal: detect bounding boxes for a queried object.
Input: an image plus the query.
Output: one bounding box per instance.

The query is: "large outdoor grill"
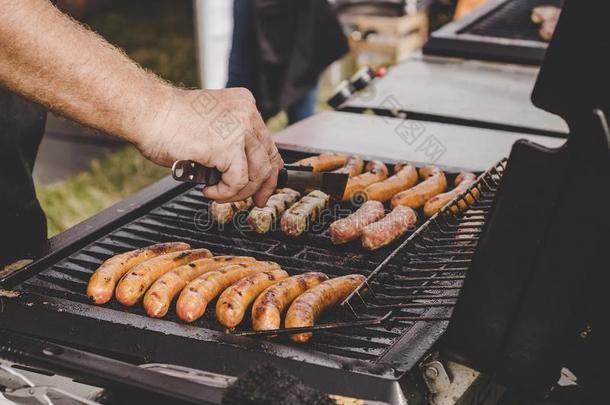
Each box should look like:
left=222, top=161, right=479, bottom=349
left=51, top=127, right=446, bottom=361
left=1, top=1, right=608, bottom=404
left=0, top=149, right=506, bottom=403
left=424, top=0, right=564, bottom=65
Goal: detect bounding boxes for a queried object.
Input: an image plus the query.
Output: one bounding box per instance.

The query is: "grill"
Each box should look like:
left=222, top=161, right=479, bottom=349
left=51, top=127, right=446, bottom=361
left=424, top=0, right=565, bottom=65
left=0, top=154, right=505, bottom=403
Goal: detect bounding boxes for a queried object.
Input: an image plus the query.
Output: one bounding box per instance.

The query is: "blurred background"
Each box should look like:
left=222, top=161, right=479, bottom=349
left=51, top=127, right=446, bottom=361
left=37, top=0, right=495, bottom=236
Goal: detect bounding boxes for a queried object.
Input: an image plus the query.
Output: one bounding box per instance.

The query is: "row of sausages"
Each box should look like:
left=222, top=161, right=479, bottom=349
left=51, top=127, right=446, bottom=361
left=86, top=242, right=364, bottom=342
left=210, top=153, right=477, bottom=248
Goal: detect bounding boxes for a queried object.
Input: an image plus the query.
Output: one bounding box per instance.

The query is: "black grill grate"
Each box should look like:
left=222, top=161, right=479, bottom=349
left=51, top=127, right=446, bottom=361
left=462, top=0, right=564, bottom=41
left=6, top=159, right=504, bottom=377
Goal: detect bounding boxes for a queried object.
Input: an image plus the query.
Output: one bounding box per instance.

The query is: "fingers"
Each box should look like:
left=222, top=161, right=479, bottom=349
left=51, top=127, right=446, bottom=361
left=221, top=134, right=274, bottom=205
left=202, top=148, right=249, bottom=202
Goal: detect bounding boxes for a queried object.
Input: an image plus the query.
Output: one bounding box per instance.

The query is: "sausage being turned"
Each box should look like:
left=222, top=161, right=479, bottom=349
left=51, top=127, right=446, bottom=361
left=329, top=201, right=385, bottom=244
left=285, top=274, right=366, bottom=343
left=280, top=190, right=330, bottom=237
left=87, top=242, right=190, bottom=305
left=143, top=256, right=256, bottom=318
left=362, top=205, right=417, bottom=250
left=342, top=160, right=389, bottom=202
left=247, top=189, right=301, bottom=234
left=391, top=166, right=447, bottom=209
left=176, top=261, right=280, bottom=322
left=115, top=248, right=212, bottom=306
left=332, top=155, right=364, bottom=177
left=294, top=153, right=348, bottom=173
left=252, top=272, right=329, bottom=332
left=210, top=198, right=254, bottom=225
left=216, top=269, right=289, bottom=328
left=423, top=172, right=477, bottom=217
left=363, top=163, right=418, bottom=202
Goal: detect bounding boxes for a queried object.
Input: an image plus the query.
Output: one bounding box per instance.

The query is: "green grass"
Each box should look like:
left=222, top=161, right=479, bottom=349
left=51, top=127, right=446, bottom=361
left=38, top=146, right=168, bottom=236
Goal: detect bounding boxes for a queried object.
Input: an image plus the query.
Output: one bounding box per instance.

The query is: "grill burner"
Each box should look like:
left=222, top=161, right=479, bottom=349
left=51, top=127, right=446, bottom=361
left=424, top=0, right=565, bottom=65
left=0, top=156, right=505, bottom=402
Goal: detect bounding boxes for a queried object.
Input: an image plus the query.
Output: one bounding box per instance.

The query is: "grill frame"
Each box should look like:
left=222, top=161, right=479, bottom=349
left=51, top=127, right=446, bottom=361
left=0, top=151, right=503, bottom=403
left=424, top=0, right=563, bottom=65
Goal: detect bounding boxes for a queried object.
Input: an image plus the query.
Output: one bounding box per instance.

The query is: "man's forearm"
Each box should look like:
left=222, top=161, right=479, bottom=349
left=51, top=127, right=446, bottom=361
left=0, top=0, right=171, bottom=144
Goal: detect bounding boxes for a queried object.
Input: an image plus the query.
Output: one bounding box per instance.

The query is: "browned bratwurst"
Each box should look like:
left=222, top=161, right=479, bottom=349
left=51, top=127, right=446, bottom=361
left=423, top=172, right=477, bottom=217
left=280, top=190, right=330, bottom=236
left=247, top=188, right=301, bottom=234
left=285, top=274, right=366, bottom=343
left=391, top=166, right=447, bottom=209
left=329, top=200, right=385, bottom=244
left=332, top=155, right=364, bottom=177
left=363, top=163, right=418, bottom=202
left=216, top=269, right=289, bottom=328
left=176, top=261, right=280, bottom=322
left=115, top=248, right=212, bottom=306
left=210, top=198, right=254, bottom=225
left=87, top=242, right=190, bottom=305
left=342, top=160, right=389, bottom=202
left=362, top=205, right=417, bottom=250
left=143, top=256, right=256, bottom=318
left=294, top=153, right=348, bottom=173
left=252, top=272, right=329, bottom=332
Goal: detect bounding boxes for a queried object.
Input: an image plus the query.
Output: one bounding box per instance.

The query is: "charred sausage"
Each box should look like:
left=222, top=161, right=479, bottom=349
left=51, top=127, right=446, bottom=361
left=210, top=198, right=254, bottom=225
left=143, top=256, right=256, bottom=318
left=216, top=269, right=289, bottom=328
left=280, top=190, right=330, bottom=236
left=423, top=172, right=477, bottom=217
left=247, top=189, right=301, bottom=234
left=329, top=201, right=385, bottom=244
left=115, top=248, right=212, bottom=306
left=363, top=163, right=418, bottom=202
left=391, top=166, right=447, bottom=209
left=252, top=272, right=329, bottom=332
left=176, top=261, right=280, bottom=322
left=342, top=160, right=389, bottom=202
left=294, top=153, right=348, bottom=173
left=87, top=242, right=190, bottom=305
left=332, top=155, right=364, bottom=177
left=362, top=205, right=417, bottom=250
left=285, top=274, right=366, bottom=343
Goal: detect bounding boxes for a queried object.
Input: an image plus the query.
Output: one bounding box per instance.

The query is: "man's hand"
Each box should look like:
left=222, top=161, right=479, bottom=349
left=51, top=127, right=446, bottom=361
left=0, top=0, right=281, bottom=207
left=140, top=88, right=283, bottom=207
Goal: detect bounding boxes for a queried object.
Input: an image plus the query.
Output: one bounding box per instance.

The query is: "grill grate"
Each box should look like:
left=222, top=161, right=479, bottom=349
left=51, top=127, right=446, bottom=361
left=462, top=0, right=564, bottom=41
left=9, top=159, right=505, bottom=372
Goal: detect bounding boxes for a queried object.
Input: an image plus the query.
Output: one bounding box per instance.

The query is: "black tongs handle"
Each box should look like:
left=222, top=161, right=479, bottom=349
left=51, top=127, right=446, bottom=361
left=172, top=160, right=311, bottom=187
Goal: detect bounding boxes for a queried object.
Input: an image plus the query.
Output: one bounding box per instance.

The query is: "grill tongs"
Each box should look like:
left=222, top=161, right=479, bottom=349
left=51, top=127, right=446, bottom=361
left=171, top=160, right=349, bottom=200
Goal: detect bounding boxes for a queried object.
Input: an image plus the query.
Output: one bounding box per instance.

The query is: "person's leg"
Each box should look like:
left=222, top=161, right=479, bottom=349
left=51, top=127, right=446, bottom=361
left=286, top=86, right=318, bottom=124
left=226, top=0, right=258, bottom=93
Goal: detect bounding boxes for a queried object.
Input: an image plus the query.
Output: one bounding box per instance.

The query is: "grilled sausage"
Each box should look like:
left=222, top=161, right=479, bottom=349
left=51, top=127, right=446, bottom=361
left=294, top=153, right=348, bottom=173
left=423, top=172, right=477, bottom=217
left=363, top=163, right=418, bottom=202
left=143, top=256, right=256, bottom=318
left=216, top=269, right=289, bottom=328
left=362, top=205, right=417, bottom=250
left=115, top=248, right=212, bottom=306
left=391, top=166, right=447, bottom=209
left=176, top=261, right=280, bottom=322
left=280, top=190, right=330, bottom=236
left=252, top=272, right=329, bottom=332
left=329, top=201, right=385, bottom=244
left=332, top=155, right=364, bottom=177
left=285, top=274, right=366, bottom=343
left=87, top=242, right=190, bottom=305
left=342, top=160, right=389, bottom=202
left=210, top=198, right=254, bottom=225
left=247, top=189, right=301, bottom=234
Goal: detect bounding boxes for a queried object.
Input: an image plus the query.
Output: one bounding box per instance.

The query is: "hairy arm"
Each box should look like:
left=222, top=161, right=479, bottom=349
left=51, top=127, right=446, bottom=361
left=0, top=0, right=282, bottom=205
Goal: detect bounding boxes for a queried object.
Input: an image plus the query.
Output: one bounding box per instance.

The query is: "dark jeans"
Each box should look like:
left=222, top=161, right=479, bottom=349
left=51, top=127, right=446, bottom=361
left=226, top=0, right=316, bottom=124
